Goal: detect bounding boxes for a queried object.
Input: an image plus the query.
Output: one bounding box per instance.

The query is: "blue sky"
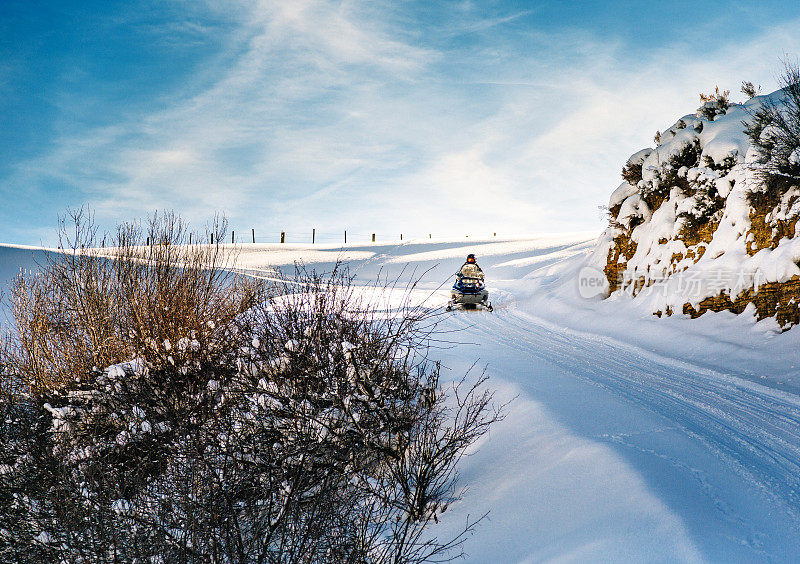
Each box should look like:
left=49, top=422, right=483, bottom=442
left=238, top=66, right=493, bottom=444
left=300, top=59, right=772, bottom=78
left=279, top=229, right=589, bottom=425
left=2, top=0, right=800, bottom=245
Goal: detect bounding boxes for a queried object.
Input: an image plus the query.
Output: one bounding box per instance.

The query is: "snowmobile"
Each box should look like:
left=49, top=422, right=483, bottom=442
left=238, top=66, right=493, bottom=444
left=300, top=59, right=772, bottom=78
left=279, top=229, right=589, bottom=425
left=446, top=275, right=493, bottom=312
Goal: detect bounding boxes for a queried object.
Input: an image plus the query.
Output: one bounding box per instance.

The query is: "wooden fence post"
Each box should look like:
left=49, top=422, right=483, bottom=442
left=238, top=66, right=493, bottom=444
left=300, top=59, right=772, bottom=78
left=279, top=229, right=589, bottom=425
left=372, top=233, right=375, bottom=242
left=281, top=231, right=285, bottom=244
left=232, top=231, right=235, bottom=244
left=312, top=228, right=315, bottom=244
left=211, top=233, right=214, bottom=245
left=189, top=233, right=192, bottom=245
left=252, top=229, right=255, bottom=243
left=400, top=234, right=403, bottom=241
left=344, top=230, right=347, bottom=244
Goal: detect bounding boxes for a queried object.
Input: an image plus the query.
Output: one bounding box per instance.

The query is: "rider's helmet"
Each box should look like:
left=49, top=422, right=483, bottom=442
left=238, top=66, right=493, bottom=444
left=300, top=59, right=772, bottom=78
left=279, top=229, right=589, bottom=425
left=466, top=254, right=476, bottom=264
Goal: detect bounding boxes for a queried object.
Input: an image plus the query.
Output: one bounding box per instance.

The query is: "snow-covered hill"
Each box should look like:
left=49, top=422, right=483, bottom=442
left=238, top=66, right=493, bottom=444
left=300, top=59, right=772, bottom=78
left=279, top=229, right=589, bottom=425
left=592, top=84, right=800, bottom=329
left=4, top=234, right=800, bottom=561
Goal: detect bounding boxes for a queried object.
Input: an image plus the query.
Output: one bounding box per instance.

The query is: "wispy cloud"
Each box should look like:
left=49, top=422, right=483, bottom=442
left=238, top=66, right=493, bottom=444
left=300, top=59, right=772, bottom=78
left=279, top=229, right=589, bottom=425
left=3, top=1, right=800, bottom=244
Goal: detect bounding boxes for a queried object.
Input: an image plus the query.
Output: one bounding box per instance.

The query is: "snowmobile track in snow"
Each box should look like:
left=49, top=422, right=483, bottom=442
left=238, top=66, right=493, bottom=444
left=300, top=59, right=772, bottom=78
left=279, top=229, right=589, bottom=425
left=449, top=306, right=800, bottom=526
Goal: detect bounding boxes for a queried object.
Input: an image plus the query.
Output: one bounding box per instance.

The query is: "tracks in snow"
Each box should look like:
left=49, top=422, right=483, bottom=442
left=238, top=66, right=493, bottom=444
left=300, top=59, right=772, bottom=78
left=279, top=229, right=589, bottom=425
left=447, top=306, right=800, bottom=523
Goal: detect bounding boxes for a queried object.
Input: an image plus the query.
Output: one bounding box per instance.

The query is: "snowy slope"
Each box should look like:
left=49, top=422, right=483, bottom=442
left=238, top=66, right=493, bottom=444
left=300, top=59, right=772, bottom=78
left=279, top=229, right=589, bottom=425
left=3, top=236, right=800, bottom=562
left=222, top=236, right=800, bottom=561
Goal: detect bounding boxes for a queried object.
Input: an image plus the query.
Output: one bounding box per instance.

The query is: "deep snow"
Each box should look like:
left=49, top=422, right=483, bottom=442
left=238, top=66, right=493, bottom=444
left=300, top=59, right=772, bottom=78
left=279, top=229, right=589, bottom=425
left=3, top=234, right=800, bottom=562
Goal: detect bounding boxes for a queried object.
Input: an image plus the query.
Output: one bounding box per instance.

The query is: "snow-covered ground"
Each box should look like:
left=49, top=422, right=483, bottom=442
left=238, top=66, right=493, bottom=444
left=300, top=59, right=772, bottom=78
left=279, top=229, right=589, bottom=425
left=3, top=233, right=800, bottom=562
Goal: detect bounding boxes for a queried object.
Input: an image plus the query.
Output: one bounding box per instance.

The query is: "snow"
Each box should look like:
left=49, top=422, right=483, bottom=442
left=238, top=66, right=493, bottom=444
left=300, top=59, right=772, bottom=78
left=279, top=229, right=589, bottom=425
left=224, top=235, right=800, bottom=561
left=698, top=103, right=751, bottom=165
left=432, top=380, right=705, bottom=563
left=609, top=181, right=638, bottom=209
left=4, top=226, right=800, bottom=561
left=617, top=193, right=651, bottom=228
left=228, top=245, right=375, bottom=269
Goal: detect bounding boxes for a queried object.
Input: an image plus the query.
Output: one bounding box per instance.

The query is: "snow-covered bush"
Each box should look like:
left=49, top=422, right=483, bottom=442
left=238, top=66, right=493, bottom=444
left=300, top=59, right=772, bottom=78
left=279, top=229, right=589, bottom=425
left=638, top=137, right=702, bottom=212
left=0, top=382, right=51, bottom=563
left=0, top=212, right=500, bottom=562
left=697, top=86, right=731, bottom=121
left=746, top=61, right=800, bottom=211
left=675, top=165, right=726, bottom=235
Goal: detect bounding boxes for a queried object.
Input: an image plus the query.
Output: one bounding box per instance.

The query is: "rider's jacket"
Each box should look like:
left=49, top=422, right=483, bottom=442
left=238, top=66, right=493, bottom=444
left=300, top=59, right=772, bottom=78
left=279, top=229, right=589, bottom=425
left=457, top=262, right=484, bottom=280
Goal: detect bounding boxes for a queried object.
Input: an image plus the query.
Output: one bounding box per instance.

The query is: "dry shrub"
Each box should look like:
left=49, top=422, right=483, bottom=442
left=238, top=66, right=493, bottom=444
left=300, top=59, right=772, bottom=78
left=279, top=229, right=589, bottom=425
left=741, top=80, right=760, bottom=99
left=621, top=160, right=644, bottom=186
left=6, top=209, right=260, bottom=392
left=698, top=86, right=731, bottom=120
left=0, top=212, right=501, bottom=563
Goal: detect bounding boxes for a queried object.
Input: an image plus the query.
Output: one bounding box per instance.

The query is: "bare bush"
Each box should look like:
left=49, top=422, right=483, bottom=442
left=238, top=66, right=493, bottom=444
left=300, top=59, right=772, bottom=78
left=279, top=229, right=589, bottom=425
left=653, top=130, right=662, bottom=146
left=741, top=80, right=761, bottom=99
left=745, top=60, right=800, bottom=209
left=7, top=209, right=260, bottom=392
left=621, top=162, right=643, bottom=186
left=0, top=212, right=501, bottom=563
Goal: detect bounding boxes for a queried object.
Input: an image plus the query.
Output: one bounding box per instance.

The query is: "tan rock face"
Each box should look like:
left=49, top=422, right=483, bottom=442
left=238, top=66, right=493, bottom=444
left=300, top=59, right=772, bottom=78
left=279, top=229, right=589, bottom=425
left=747, top=204, right=799, bottom=256
left=676, top=197, right=800, bottom=327
left=604, top=232, right=637, bottom=294
left=681, top=278, right=800, bottom=328
left=606, top=197, right=800, bottom=330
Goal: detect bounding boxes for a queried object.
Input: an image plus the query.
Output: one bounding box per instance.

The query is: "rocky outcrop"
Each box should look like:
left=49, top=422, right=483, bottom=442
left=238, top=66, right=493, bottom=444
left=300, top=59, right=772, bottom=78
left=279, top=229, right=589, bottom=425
left=595, top=86, right=800, bottom=330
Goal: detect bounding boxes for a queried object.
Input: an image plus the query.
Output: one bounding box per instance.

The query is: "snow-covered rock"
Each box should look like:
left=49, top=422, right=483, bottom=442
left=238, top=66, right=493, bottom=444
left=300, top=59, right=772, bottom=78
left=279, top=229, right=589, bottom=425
left=596, top=87, right=800, bottom=328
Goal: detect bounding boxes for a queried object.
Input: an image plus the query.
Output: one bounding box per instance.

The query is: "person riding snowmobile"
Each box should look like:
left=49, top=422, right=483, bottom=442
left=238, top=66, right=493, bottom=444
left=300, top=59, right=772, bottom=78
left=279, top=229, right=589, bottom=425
left=457, top=254, right=484, bottom=281
left=447, top=253, right=492, bottom=311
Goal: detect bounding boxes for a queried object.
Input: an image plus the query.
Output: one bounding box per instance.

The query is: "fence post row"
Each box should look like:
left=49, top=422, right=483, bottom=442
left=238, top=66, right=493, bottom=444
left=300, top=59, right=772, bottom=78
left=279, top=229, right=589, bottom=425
left=208, top=229, right=495, bottom=244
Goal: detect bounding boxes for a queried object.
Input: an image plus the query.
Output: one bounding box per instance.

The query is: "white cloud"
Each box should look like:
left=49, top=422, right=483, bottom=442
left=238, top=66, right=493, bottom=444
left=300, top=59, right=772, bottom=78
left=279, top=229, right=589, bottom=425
left=5, top=2, right=800, bottom=243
